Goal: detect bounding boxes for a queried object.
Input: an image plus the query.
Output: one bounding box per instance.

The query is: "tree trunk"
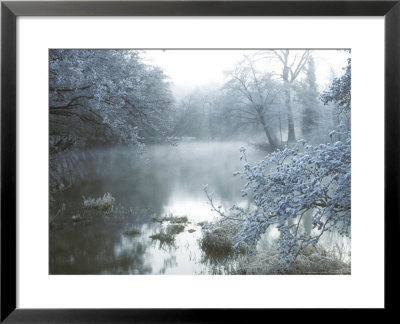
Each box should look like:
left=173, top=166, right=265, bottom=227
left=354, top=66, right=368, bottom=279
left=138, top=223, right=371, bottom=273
left=285, top=87, right=296, bottom=143
left=287, top=112, right=296, bottom=143
left=302, top=209, right=313, bottom=235
left=259, top=116, right=278, bottom=150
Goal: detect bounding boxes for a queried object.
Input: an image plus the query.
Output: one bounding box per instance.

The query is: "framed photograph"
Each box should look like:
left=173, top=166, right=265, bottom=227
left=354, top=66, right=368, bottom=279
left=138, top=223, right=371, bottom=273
left=1, top=0, right=398, bottom=321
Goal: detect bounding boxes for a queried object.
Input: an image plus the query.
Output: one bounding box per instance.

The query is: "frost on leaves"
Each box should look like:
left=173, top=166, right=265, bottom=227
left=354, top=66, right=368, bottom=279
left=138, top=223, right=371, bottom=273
left=205, top=125, right=351, bottom=268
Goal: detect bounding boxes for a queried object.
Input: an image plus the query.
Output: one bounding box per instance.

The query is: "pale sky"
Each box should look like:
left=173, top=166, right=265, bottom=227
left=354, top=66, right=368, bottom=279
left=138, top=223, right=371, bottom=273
left=141, top=49, right=350, bottom=100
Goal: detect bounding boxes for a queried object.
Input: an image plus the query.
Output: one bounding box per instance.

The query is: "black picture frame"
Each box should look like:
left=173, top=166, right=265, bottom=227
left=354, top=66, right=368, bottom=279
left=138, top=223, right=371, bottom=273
left=1, top=0, right=399, bottom=322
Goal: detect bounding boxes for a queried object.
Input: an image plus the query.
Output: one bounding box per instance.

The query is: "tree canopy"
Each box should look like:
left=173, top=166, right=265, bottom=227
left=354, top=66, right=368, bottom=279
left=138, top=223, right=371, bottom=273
left=321, top=57, right=351, bottom=116
left=50, top=49, right=174, bottom=153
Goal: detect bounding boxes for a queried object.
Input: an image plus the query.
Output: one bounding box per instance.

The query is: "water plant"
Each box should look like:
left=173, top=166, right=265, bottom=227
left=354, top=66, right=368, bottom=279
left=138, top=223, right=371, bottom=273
left=149, top=231, right=175, bottom=243
left=200, top=221, right=247, bottom=258
left=71, top=214, right=84, bottom=223
left=82, top=192, right=115, bottom=212
left=196, top=221, right=208, bottom=227
left=123, top=227, right=141, bottom=236
left=166, top=224, right=185, bottom=235
left=151, top=214, right=189, bottom=224
left=167, top=215, right=189, bottom=224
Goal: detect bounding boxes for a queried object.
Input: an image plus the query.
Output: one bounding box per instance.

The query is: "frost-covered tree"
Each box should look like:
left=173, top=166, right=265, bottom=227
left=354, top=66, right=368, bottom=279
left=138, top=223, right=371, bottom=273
left=321, top=57, right=351, bottom=117
left=223, top=58, right=284, bottom=150
left=49, top=49, right=174, bottom=195
left=49, top=49, right=173, bottom=151
left=297, top=56, right=321, bottom=138
left=171, top=90, right=221, bottom=140
left=267, top=50, right=310, bottom=143
left=205, top=124, right=351, bottom=268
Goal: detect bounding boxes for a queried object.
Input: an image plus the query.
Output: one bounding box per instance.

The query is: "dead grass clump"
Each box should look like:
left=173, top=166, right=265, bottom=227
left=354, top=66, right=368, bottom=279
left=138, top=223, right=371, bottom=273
left=71, top=213, right=93, bottom=225
left=151, top=214, right=189, bottom=224
left=82, top=192, right=115, bottom=212
left=149, top=223, right=186, bottom=243
left=149, top=231, right=175, bottom=243
left=123, top=227, right=141, bottom=236
left=201, top=228, right=234, bottom=256
left=234, top=245, right=351, bottom=275
left=71, top=214, right=85, bottom=223
left=166, top=224, right=185, bottom=235
left=167, top=215, right=189, bottom=224
left=197, top=221, right=208, bottom=227
left=200, top=222, right=247, bottom=258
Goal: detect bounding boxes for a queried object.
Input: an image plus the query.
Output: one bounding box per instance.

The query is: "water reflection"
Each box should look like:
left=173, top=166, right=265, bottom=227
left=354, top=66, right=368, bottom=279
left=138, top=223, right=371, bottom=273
left=50, top=141, right=264, bottom=274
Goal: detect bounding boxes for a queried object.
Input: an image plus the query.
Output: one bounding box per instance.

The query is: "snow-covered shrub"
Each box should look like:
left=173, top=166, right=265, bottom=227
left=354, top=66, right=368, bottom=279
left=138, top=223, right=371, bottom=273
left=205, top=124, right=351, bottom=268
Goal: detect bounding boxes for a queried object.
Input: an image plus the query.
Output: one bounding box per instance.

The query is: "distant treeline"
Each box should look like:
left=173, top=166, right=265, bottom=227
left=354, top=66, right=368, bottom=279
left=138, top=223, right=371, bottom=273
left=49, top=49, right=351, bottom=194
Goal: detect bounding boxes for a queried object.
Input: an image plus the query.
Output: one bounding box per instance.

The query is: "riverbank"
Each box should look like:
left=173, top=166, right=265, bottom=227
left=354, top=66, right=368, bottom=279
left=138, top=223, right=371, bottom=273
left=199, top=222, right=351, bottom=275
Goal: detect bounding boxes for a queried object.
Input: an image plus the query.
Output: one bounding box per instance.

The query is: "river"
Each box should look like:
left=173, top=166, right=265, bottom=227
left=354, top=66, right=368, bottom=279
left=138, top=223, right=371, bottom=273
left=49, top=141, right=267, bottom=274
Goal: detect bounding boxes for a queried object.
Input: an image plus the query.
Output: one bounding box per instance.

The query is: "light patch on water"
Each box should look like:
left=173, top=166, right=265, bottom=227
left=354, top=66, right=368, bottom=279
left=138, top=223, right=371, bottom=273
left=149, top=230, right=203, bottom=275
left=163, top=196, right=218, bottom=223
left=50, top=141, right=350, bottom=274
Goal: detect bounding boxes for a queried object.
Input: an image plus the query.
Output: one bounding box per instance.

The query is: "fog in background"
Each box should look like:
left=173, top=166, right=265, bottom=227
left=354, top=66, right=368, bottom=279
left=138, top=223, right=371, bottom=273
left=143, top=49, right=349, bottom=100
left=49, top=49, right=351, bottom=274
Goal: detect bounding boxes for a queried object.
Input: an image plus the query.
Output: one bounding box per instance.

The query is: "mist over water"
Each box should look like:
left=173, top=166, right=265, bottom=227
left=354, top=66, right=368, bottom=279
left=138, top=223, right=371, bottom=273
left=50, top=141, right=266, bottom=274
left=49, top=49, right=351, bottom=275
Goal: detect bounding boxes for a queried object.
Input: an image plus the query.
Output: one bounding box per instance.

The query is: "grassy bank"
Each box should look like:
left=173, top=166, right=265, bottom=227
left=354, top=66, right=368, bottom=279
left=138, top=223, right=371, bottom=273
left=233, top=246, right=350, bottom=275
left=200, top=222, right=350, bottom=275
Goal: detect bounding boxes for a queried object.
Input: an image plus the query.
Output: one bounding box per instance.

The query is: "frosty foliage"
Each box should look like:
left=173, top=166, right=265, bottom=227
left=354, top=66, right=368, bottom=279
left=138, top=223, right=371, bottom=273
left=49, top=50, right=174, bottom=200
left=321, top=57, right=351, bottom=117
left=50, top=49, right=173, bottom=150
left=205, top=124, right=350, bottom=268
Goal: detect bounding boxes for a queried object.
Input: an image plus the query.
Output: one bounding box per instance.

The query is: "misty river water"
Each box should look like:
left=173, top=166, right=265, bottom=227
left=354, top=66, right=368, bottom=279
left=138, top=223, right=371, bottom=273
left=50, top=141, right=268, bottom=274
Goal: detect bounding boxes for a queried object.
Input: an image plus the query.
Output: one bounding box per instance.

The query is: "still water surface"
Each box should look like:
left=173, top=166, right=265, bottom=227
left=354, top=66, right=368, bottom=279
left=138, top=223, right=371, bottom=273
left=50, top=141, right=266, bottom=274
